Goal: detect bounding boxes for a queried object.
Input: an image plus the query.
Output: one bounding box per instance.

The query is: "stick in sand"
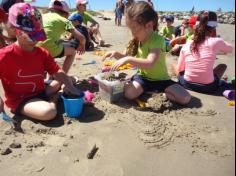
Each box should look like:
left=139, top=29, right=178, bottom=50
left=87, top=144, right=99, bottom=159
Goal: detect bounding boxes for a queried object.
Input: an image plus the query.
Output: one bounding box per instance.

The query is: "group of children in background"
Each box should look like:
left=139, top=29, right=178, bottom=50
left=0, top=0, right=234, bottom=122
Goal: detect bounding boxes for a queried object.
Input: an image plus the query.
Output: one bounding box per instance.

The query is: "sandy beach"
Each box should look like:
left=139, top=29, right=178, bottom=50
left=0, top=11, right=235, bottom=176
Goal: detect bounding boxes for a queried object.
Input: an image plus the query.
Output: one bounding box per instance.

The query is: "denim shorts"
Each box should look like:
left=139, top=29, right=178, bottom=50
left=132, top=74, right=176, bottom=92
left=13, top=91, right=49, bottom=115
left=178, top=72, right=220, bottom=94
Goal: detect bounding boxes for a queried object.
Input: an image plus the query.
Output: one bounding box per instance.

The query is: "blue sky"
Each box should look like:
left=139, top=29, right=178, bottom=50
left=33, top=0, right=235, bottom=12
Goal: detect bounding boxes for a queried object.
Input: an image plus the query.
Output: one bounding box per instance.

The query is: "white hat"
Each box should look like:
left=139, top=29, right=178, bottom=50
left=76, top=0, right=88, bottom=5
left=49, top=0, right=69, bottom=13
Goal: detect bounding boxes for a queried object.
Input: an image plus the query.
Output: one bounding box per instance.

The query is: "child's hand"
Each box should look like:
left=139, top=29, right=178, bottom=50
left=76, top=43, right=85, bottom=55
left=103, top=51, right=124, bottom=61
left=111, top=57, right=129, bottom=71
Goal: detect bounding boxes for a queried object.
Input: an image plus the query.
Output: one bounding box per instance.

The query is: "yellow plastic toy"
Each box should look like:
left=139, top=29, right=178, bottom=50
left=228, top=101, right=235, bottom=106
left=93, top=50, right=106, bottom=57
left=104, top=60, right=133, bottom=71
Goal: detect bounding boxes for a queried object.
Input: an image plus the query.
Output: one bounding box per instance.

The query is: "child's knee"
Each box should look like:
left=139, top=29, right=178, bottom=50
left=124, top=82, right=142, bottom=100
left=165, top=84, right=191, bottom=105
left=40, top=105, right=57, bottom=121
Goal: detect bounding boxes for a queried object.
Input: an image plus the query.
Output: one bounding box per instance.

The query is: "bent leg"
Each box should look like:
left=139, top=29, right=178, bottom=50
left=21, top=99, right=57, bottom=121
left=213, top=64, right=227, bottom=79
left=63, top=46, right=76, bottom=74
left=165, top=84, right=191, bottom=105
left=124, top=81, right=144, bottom=100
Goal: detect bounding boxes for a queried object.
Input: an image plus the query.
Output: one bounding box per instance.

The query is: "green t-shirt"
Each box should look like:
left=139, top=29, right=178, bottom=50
left=71, top=11, right=93, bottom=25
left=186, top=32, right=194, bottom=41
left=136, top=32, right=170, bottom=81
left=37, top=12, right=74, bottom=57
left=160, top=26, right=175, bottom=39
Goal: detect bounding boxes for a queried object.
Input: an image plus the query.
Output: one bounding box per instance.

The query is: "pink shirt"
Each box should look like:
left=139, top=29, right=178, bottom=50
left=177, top=37, right=233, bottom=84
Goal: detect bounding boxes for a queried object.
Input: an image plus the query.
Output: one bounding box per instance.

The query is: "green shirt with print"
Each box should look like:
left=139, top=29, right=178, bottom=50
left=160, top=26, right=175, bottom=39
left=136, top=32, right=170, bottom=81
left=71, top=11, right=93, bottom=25
left=37, top=12, right=74, bottom=57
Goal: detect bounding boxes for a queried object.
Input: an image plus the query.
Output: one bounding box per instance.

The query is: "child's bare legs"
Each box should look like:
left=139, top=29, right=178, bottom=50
left=124, top=81, right=144, bottom=100
left=20, top=80, right=61, bottom=121
left=213, top=64, right=227, bottom=79
left=165, top=84, right=191, bottom=105
left=63, top=46, right=76, bottom=74
left=90, top=26, right=104, bottom=46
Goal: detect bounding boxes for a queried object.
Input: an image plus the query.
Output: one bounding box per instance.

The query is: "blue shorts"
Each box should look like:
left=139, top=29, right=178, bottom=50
left=132, top=74, right=176, bottom=92
left=178, top=72, right=220, bottom=94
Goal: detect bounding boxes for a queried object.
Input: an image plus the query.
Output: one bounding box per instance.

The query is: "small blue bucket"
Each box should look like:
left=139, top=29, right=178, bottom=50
left=61, top=93, right=84, bottom=118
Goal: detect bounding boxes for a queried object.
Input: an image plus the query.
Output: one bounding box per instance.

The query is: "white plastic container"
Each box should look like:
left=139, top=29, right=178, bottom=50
left=94, top=72, right=125, bottom=103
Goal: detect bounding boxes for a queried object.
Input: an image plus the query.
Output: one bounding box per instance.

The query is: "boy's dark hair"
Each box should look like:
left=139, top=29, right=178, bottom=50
left=125, top=1, right=158, bottom=56
left=191, top=11, right=217, bottom=53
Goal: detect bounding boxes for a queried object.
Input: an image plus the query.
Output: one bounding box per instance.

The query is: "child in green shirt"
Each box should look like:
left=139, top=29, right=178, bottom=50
left=104, top=1, right=191, bottom=105
left=38, top=0, right=86, bottom=73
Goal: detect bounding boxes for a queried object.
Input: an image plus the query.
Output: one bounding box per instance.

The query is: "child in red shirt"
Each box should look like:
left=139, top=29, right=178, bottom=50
left=0, top=3, right=81, bottom=121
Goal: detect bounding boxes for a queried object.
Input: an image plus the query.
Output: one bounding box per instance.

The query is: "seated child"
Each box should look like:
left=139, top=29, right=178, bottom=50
left=37, top=0, right=86, bottom=73
left=68, top=13, right=94, bottom=51
left=160, top=15, right=175, bottom=51
left=104, top=1, right=191, bottom=105
left=170, top=16, right=197, bottom=56
left=172, top=11, right=233, bottom=94
left=0, top=3, right=82, bottom=121
left=174, top=18, right=189, bottom=37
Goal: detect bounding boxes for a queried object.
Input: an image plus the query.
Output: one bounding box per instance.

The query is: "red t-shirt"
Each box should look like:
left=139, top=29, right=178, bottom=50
left=0, top=43, right=60, bottom=111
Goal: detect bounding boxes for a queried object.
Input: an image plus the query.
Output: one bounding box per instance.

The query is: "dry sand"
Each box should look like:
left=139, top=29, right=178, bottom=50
left=0, top=11, right=235, bottom=176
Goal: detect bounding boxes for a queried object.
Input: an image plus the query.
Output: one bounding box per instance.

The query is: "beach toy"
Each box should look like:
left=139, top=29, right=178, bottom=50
left=83, top=60, right=96, bottom=65
left=223, top=90, right=235, bottom=101
left=93, top=50, right=106, bottom=56
left=61, top=93, right=85, bottom=118
left=228, top=101, right=235, bottom=106
left=84, top=90, right=95, bottom=102
left=0, top=112, right=16, bottom=126
left=135, top=99, right=147, bottom=108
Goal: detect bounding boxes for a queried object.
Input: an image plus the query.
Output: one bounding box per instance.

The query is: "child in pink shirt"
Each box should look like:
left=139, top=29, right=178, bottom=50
left=173, top=11, right=233, bottom=93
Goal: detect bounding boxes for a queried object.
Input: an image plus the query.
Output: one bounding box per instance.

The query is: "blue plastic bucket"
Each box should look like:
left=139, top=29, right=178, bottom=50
left=61, top=93, right=84, bottom=118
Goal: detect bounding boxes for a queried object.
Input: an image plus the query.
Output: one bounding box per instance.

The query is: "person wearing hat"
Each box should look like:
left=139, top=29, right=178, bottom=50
left=0, top=0, right=24, bottom=48
left=68, top=13, right=94, bottom=51
left=173, top=11, right=233, bottom=94
left=0, top=3, right=82, bottom=121
left=73, top=0, right=106, bottom=47
left=170, top=16, right=198, bottom=56
left=174, top=18, right=189, bottom=38
left=37, top=0, right=86, bottom=74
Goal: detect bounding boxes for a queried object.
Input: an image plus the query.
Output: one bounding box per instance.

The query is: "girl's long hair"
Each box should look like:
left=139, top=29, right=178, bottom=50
left=125, top=1, right=158, bottom=56
left=191, top=11, right=217, bottom=53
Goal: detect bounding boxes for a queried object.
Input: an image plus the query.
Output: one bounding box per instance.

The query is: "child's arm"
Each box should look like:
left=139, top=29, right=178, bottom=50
left=111, top=48, right=161, bottom=70
left=69, top=28, right=86, bottom=55
left=53, top=70, right=82, bottom=96
left=215, top=38, right=233, bottom=54
left=103, top=51, right=127, bottom=61
left=176, top=48, right=186, bottom=74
